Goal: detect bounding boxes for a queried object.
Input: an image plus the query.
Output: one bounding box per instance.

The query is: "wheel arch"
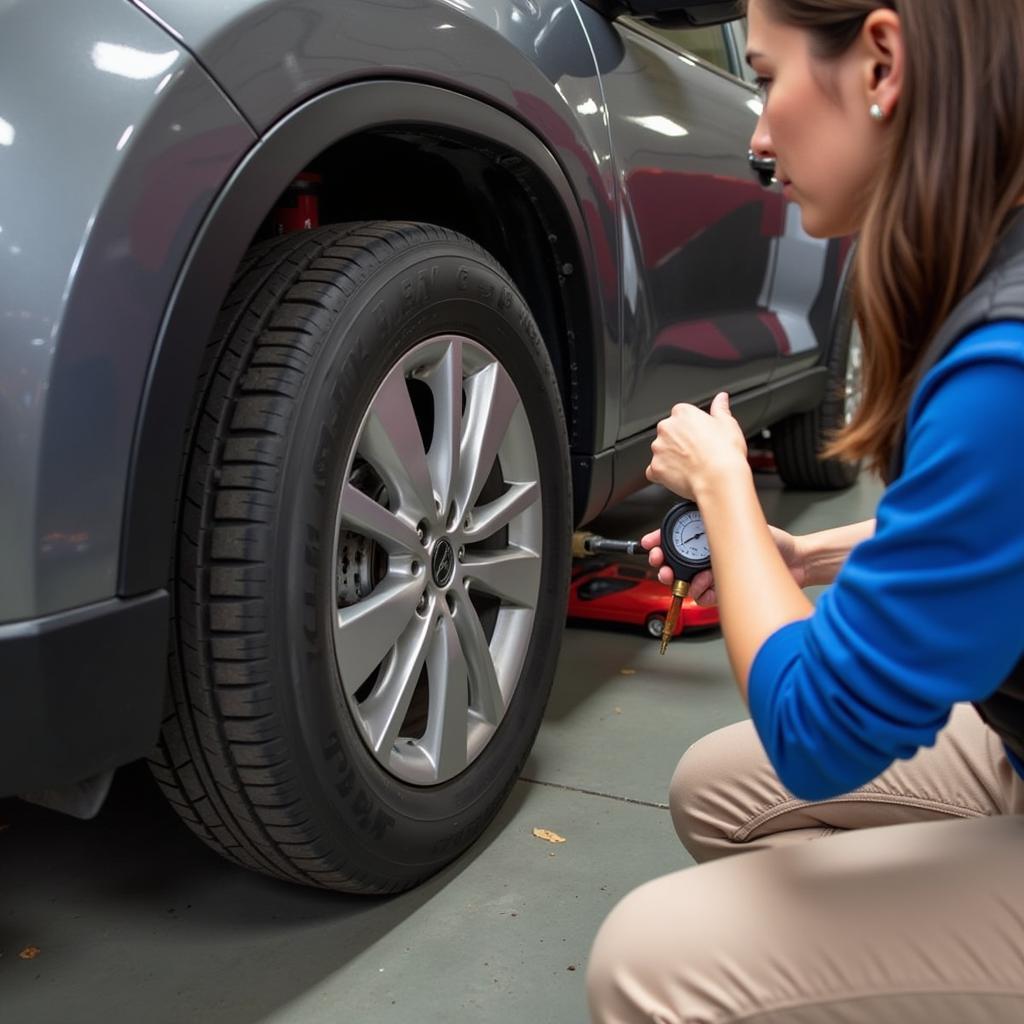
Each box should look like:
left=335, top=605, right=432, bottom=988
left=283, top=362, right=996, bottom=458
left=119, top=79, right=605, bottom=597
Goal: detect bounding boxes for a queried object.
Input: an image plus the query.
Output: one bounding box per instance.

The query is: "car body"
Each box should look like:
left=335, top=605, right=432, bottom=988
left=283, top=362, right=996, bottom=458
left=568, top=558, right=720, bottom=638
left=0, top=0, right=856, bottom=889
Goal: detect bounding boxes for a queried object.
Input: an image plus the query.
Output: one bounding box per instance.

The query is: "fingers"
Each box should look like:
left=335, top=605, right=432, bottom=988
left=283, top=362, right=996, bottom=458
left=658, top=566, right=674, bottom=586
left=709, top=391, right=731, bottom=417
left=640, top=529, right=661, bottom=550
left=688, top=569, right=716, bottom=606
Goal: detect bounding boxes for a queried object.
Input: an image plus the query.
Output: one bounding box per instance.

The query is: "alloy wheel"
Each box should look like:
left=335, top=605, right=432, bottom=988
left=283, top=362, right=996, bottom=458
left=332, top=335, right=543, bottom=785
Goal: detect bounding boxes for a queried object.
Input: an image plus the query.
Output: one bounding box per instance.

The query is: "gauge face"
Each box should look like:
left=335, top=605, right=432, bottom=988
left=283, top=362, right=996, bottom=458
left=668, top=508, right=710, bottom=565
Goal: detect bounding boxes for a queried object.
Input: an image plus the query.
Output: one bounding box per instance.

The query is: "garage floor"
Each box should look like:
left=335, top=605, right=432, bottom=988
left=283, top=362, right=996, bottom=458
left=0, top=471, right=883, bottom=1024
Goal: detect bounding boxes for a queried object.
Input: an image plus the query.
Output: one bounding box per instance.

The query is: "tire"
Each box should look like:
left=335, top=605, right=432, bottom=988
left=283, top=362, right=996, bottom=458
left=150, top=222, right=572, bottom=893
left=645, top=615, right=666, bottom=640
left=770, top=309, right=863, bottom=490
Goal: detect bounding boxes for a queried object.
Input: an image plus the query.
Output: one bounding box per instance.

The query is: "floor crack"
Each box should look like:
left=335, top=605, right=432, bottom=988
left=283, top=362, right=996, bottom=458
left=519, top=777, right=669, bottom=810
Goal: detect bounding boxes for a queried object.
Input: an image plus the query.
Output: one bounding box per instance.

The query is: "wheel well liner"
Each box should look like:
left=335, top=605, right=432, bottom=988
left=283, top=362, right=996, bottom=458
left=119, top=80, right=602, bottom=596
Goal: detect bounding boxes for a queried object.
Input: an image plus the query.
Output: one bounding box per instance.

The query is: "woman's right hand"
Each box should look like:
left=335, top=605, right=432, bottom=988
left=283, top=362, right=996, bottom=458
left=640, top=524, right=806, bottom=606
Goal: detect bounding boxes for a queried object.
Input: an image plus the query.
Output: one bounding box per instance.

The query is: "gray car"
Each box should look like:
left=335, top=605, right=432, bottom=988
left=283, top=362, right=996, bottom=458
left=0, top=0, right=859, bottom=893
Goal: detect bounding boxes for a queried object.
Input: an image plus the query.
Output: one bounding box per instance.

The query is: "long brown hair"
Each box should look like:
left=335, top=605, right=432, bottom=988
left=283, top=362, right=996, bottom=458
left=755, top=0, right=1024, bottom=473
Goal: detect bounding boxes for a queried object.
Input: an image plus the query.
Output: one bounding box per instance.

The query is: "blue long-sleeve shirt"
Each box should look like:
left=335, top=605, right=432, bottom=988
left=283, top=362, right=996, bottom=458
left=748, top=321, right=1024, bottom=800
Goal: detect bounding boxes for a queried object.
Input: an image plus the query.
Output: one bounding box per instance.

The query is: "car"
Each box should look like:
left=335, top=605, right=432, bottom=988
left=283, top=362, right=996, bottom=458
left=0, top=0, right=860, bottom=893
left=568, top=558, right=720, bottom=639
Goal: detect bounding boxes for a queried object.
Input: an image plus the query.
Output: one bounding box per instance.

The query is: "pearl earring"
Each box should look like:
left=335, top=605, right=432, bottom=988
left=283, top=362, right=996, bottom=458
left=869, top=103, right=885, bottom=121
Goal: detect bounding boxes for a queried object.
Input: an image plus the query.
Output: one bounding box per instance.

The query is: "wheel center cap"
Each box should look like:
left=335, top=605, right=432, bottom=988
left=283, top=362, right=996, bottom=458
left=431, top=538, right=455, bottom=588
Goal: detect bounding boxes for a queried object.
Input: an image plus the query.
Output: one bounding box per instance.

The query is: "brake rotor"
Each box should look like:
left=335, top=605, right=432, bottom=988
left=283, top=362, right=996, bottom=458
left=336, top=463, right=389, bottom=606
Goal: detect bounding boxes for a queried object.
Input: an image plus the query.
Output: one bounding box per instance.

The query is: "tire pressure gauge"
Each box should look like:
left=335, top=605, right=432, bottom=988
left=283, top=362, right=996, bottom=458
left=659, top=499, right=711, bottom=654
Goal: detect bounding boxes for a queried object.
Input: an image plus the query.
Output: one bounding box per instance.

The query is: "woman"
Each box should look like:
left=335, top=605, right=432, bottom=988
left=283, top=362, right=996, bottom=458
left=586, top=1, right=1024, bottom=1021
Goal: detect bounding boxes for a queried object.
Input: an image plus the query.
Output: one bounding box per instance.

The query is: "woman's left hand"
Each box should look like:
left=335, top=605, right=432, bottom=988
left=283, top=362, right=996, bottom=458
left=645, top=392, right=749, bottom=499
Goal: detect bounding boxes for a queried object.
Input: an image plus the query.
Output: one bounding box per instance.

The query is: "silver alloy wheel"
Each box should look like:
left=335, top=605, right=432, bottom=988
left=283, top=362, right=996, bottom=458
left=843, top=323, right=864, bottom=425
left=331, top=335, right=543, bottom=785
left=646, top=616, right=666, bottom=639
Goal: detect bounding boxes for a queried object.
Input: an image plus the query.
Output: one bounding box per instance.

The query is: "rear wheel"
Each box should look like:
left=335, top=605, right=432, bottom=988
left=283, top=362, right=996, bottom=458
left=770, top=311, right=863, bottom=490
left=150, top=222, right=571, bottom=893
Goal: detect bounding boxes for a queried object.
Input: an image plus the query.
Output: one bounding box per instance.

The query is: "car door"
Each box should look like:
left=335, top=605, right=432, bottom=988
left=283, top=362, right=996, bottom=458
left=577, top=573, right=634, bottom=620
left=577, top=8, right=824, bottom=439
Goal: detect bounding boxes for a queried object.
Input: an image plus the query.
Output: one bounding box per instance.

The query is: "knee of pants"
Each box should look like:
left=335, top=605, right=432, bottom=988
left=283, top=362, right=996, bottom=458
left=587, top=875, right=692, bottom=1024
left=669, top=720, right=767, bottom=863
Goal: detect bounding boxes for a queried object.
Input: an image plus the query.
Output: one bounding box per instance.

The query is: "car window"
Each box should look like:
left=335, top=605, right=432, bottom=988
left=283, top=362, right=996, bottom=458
left=578, top=578, right=637, bottom=602
left=643, top=23, right=733, bottom=75
left=727, top=17, right=757, bottom=84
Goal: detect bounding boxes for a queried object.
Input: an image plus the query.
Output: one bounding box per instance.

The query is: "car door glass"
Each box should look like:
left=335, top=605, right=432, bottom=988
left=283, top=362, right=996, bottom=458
left=642, top=23, right=733, bottom=75
left=728, top=18, right=758, bottom=84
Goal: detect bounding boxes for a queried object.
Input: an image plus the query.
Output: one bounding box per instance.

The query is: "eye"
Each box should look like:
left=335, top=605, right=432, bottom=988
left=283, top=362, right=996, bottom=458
left=754, top=76, right=773, bottom=103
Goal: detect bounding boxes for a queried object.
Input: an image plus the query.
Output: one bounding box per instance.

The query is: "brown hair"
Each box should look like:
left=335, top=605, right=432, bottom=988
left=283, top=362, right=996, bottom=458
left=754, top=0, right=1024, bottom=473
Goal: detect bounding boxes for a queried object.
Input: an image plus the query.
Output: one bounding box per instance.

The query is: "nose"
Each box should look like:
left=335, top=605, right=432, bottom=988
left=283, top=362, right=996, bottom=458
left=749, top=113, right=774, bottom=162
left=747, top=113, right=776, bottom=185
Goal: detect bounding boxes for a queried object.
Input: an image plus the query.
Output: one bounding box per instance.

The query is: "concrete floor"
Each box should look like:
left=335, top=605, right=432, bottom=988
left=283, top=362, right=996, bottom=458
left=0, top=470, right=883, bottom=1024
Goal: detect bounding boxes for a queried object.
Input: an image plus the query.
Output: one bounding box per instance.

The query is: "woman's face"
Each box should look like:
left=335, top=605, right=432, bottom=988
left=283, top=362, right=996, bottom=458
left=746, top=0, right=900, bottom=238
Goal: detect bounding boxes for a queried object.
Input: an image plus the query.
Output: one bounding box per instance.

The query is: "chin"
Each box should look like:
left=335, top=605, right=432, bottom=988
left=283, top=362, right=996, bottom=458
left=796, top=199, right=859, bottom=240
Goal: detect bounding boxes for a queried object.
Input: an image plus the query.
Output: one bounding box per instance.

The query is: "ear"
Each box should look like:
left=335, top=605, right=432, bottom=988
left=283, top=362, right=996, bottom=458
left=861, top=8, right=904, bottom=118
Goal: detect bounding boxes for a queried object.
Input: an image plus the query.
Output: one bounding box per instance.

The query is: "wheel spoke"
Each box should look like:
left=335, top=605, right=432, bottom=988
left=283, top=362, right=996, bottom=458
left=450, top=586, right=504, bottom=725
left=464, top=481, right=539, bottom=543
left=339, top=482, right=422, bottom=555
left=359, top=604, right=434, bottom=756
left=423, top=611, right=469, bottom=778
left=463, top=547, right=541, bottom=609
left=359, top=370, right=435, bottom=520
left=335, top=575, right=423, bottom=695
left=425, top=338, right=463, bottom=515
left=456, top=362, right=519, bottom=515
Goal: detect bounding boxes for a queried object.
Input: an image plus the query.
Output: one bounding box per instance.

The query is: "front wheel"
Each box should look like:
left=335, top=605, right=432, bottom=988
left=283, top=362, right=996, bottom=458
left=151, top=222, right=571, bottom=893
left=646, top=615, right=667, bottom=640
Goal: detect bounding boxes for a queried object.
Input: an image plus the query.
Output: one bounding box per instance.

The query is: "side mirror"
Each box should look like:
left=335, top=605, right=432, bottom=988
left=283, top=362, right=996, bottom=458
left=589, top=1, right=744, bottom=26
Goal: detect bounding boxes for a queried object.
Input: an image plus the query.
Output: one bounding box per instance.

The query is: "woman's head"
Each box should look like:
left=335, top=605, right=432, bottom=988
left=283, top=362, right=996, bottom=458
left=746, top=0, right=901, bottom=238
left=747, top=0, right=1024, bottom=471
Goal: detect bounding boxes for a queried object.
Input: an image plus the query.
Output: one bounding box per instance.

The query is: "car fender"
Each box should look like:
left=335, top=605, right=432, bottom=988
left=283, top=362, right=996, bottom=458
left=133, top=0, right=622, bottom=430
left=0, top=0, right=255, bottom=623
left=120, top=79, right=610, bottom=595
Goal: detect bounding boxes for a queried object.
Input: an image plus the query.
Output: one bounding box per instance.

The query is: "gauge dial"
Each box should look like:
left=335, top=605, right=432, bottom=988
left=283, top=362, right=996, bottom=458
left=668, top=508, right=710, bottom=565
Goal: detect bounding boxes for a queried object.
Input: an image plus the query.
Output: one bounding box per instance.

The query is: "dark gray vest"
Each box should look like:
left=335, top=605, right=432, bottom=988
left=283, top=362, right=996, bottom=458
left=884, top=212, right=1024, bottom=763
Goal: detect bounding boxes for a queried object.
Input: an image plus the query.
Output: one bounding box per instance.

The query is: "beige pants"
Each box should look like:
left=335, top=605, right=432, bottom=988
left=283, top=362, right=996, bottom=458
left=587, top=705, right=1024, bottom=1023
